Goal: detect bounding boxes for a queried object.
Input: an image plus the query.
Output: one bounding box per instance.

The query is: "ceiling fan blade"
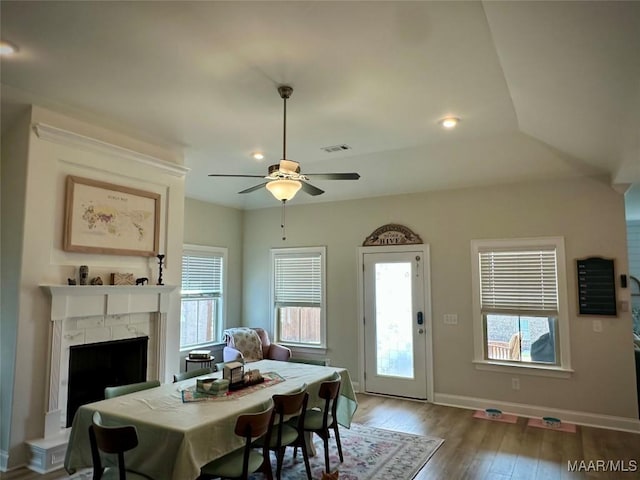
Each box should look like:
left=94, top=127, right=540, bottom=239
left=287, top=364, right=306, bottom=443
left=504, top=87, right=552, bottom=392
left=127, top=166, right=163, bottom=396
left=304, top=172, right=360, bottom=180
left=208, top=174, right=265, bottom=178
left=300, top=181, right=325, bottom=196
left=238, top=182, right=269, bottom=194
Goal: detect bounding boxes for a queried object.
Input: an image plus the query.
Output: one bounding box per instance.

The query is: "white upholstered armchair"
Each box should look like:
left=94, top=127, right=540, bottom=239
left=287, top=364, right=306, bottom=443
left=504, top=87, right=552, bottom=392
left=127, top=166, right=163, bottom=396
left=222, top=327, right=291, bottom=362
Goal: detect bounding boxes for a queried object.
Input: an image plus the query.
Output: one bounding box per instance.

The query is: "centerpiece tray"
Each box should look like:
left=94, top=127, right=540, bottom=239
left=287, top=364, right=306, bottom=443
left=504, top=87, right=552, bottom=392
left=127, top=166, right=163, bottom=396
left=228, top=377, right=265, bottom=391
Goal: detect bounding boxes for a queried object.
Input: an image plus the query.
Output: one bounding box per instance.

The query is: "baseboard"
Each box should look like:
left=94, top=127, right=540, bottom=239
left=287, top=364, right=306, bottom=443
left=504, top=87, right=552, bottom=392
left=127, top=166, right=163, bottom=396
left=434, top=393, right=640, bottom=434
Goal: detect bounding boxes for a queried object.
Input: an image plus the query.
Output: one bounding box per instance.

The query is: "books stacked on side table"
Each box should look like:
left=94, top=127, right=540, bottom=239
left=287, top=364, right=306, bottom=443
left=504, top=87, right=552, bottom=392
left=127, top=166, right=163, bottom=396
left=189, top=350, right=211, bottom=360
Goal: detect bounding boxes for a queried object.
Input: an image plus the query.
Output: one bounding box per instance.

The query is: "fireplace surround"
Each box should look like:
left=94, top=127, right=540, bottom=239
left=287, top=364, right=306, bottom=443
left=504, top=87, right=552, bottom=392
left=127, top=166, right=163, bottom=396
left=26, top=284, right=175, bottom=473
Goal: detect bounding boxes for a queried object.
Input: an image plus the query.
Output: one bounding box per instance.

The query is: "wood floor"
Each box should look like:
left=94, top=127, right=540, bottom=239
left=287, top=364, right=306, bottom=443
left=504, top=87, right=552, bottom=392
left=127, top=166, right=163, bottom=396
left=2, top=393, right=639, bottom=480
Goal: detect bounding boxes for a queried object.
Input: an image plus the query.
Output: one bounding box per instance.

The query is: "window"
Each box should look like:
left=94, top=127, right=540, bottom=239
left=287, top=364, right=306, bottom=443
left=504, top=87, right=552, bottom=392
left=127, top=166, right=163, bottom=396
left=471, top=237, right=572, bottom=374
left=180, top=245, right=227, bottom=349
left=271, top=247, right=326, bottom=348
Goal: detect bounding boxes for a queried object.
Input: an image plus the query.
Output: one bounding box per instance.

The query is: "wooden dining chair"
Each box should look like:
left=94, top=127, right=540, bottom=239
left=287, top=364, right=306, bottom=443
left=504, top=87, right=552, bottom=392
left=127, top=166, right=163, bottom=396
left=104, top=380, right=161, bottom=399
left=89, top=411, right=154, bottom=480
left=254, top=385, right=312, bottom=480
left=198, top=402, right=274, bottom=480
left=294, top=373, right=343, bottom=473
left=173, top=367, right=213, bottom=382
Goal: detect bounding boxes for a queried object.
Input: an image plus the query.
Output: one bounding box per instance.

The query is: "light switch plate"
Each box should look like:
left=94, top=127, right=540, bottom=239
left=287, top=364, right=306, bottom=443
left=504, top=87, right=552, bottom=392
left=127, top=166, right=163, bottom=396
left=444, top=314, right=458, bottom=325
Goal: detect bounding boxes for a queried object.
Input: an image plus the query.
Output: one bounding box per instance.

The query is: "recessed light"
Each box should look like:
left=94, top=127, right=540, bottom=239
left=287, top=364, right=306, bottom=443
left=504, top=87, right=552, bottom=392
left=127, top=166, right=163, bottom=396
left=252, top=152, right=264, bottom=160
left=0, top=41, right=18, bottom=56
left=439, top=117, right=460, bottom=129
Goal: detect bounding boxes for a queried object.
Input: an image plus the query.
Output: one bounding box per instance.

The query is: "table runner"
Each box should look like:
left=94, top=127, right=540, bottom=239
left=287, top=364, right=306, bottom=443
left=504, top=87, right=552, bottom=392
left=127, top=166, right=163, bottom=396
left=181, top=371, right=285, bottom=402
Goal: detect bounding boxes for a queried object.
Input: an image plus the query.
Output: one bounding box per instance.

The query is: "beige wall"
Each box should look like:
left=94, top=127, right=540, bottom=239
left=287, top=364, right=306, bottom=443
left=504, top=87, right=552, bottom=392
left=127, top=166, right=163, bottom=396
left=242, top=175, right=638, bottom=420
left=1, top=106, right=186, bottom=469
left=183, top=197, right=244, bottom=328
left=0, top=109, right=31, bottom=470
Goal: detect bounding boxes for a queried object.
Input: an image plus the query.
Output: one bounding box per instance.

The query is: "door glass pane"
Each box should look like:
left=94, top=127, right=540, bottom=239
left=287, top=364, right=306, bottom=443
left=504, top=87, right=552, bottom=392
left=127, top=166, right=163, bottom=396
left=374, top=262, right=413, bottom=378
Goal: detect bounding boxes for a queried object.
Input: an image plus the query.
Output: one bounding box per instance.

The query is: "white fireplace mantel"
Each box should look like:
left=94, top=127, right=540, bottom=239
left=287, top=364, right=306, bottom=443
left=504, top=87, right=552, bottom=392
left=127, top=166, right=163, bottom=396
left=43, top=284, right=175, bottom=319
left=29, top=284, right=176, bottom=474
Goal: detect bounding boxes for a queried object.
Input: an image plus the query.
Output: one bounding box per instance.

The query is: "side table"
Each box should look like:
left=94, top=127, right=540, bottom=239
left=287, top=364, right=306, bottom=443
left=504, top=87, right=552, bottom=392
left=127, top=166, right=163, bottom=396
left=185, top=355, right=215, bottom=371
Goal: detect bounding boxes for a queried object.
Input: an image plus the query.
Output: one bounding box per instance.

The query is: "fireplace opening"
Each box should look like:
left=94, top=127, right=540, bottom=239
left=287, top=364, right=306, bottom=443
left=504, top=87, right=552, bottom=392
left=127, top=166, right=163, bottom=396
left=66, top=337, right=149, bottom=427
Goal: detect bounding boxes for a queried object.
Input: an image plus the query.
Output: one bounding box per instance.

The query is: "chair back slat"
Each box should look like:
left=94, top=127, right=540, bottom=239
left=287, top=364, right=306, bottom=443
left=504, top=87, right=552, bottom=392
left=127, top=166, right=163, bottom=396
left=173, top=367, right=213, bottom=382
left=104, top=380, right=160, bottom=399
left=318, top=378, right=340, bottom=401
left=90, top=412, right=142, bottom=480
left=235, top=404, right=274, bottom=439
left=273, top=387, right=307, bottom=416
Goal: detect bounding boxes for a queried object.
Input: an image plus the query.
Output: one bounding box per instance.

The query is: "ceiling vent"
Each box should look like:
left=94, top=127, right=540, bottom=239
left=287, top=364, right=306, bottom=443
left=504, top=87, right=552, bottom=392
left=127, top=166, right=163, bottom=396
left=321, top=144, right=352, bottom=153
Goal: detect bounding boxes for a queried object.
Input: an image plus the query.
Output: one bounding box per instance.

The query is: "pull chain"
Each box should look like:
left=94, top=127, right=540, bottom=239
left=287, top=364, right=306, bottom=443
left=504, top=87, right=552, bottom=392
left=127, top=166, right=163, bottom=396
left=281, top=200, right=287, bottom=241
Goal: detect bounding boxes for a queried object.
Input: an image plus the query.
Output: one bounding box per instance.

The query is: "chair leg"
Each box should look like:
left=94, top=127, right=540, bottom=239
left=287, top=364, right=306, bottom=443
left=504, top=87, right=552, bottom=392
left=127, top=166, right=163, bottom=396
left=333, top=425, right=344, bottom=463
left=261, top=453, right=274, bottom=480
left=299, top=436, right=313, bottom=480
left=276, top=447, right=285, bottom=480
left=323, top=435, right=331, bottom=473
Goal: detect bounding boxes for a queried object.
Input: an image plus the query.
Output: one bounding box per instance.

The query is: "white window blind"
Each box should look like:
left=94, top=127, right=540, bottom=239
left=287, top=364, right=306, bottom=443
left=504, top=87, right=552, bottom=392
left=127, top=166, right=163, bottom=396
left=181, top=253, right=223, bottom=296
left=274, top=253, right=321, bottom=304
left=479, top=248, right=558, bottom=315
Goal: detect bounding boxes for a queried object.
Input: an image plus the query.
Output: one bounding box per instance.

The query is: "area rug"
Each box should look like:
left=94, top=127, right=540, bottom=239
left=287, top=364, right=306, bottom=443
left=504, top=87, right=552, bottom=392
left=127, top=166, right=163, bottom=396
left=250, top=423, right=443, bottom=480
left=68, top=424, right=443, bottom=480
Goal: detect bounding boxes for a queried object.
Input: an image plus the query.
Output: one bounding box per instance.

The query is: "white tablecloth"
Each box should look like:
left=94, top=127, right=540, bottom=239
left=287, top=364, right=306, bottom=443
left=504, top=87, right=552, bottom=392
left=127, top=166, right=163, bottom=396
left=64, top=360, right=357, bottom=480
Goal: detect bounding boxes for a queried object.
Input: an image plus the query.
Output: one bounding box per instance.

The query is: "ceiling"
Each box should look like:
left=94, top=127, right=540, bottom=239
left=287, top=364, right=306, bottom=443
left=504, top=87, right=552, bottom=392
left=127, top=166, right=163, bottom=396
left=1, top=1, right=639, bottom=216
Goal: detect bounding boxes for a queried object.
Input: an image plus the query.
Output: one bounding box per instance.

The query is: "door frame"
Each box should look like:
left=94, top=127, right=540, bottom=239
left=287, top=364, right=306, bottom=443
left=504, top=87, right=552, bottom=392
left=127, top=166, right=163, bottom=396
left=356, top=244, right=434, bottom=401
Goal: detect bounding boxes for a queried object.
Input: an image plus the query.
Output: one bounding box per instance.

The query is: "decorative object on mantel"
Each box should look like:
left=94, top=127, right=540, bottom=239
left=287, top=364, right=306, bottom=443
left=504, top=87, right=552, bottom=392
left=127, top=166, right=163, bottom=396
left=67, top=278, right=76, bottom=285
left=78, top=265, right=88, bottom=285
left=362, top=224, right=423, bottom=246
left=157, top=254, right=165, bottom=285
left=90, top=276, right=103, bottom=285
left=111, top=272, right=135, bottom=285
left=136, top=277, right=149, bottom=286
left=63, top=175, right=160, bottom=257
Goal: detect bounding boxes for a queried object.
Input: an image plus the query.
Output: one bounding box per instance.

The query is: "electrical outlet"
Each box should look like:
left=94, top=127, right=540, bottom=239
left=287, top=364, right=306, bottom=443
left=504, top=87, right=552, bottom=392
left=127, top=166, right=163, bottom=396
left=512, top=377, right=520, bottom=390
left=593, top=320, right=603, bottom=333
left=443, top=314, right=458, bottom=325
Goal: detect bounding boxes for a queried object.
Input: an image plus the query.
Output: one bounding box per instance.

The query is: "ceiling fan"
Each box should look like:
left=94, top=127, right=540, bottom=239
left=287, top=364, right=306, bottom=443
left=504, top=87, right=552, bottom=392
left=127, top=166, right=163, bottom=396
left=208, top=85, right=360, bottom=203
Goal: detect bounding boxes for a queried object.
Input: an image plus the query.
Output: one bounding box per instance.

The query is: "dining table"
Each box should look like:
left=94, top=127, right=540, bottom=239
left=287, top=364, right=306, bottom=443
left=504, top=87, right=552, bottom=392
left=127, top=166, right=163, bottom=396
left=64, top=359, right=358, bottom=480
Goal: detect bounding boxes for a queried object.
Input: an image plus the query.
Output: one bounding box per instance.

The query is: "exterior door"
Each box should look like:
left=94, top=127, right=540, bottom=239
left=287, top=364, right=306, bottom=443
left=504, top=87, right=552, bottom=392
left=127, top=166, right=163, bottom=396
left=363, top=250, right=428, bottom=399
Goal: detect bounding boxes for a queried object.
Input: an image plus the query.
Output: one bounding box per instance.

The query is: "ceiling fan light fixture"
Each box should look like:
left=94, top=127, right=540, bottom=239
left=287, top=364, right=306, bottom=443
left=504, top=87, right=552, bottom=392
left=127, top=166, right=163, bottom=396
left=0, top=41, right=18, bottom=56
left=266, top=179, right=302, bottom=201
left=439, top=116, right=460, bottom=129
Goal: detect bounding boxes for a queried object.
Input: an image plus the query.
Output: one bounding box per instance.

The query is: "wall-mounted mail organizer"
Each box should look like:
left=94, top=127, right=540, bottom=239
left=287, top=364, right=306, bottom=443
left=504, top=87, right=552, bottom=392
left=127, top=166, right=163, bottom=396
left=577, top=257, right=617, bottom=316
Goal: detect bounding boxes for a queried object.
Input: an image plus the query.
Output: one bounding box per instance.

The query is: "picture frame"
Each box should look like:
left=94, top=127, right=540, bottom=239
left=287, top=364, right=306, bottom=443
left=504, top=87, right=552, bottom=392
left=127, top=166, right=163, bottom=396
left=63, top=175, right=160, bottom=256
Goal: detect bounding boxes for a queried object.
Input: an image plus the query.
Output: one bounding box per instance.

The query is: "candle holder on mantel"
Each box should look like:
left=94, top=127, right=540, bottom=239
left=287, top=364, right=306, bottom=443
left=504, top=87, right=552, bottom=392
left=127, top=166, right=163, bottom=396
left=156, top=254, right=165, bottom=286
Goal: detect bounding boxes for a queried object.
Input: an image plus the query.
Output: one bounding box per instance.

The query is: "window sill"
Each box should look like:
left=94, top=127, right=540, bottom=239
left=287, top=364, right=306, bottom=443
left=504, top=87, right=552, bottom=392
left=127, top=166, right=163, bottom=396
left=473, top=360, right=574, bottom=378
left=281, top=344, right=328, bottom=357
left=180, top=342, right=225, bottom=354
